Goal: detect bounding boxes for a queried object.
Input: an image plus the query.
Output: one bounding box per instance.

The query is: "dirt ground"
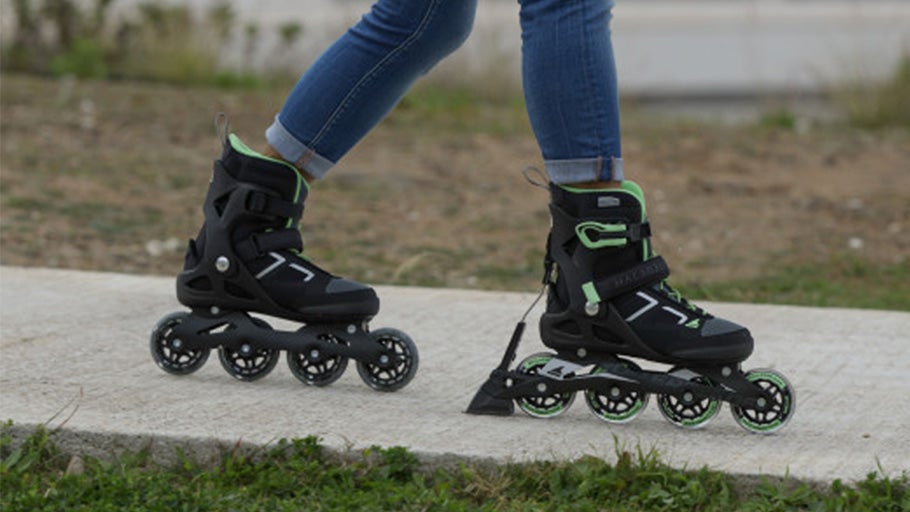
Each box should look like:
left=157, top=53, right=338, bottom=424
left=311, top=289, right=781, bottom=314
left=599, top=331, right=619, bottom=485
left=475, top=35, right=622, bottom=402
left=1, top=74, right=908, bottom=294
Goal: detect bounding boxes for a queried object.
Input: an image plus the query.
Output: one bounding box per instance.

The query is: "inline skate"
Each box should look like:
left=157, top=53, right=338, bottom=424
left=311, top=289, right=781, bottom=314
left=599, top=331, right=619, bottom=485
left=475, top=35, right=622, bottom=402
left=467, top=180, right=794, bottom=433
left=150, top=132, right=418, bottom=391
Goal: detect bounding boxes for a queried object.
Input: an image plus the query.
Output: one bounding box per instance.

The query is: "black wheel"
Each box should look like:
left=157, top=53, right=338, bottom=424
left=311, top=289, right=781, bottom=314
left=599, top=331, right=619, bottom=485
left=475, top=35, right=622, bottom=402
left=150, top=311, right=209, bottom=375
left=657, top=367, right=721, bottom=429
left=356, top=328, right=418, bottom=392
left=217, top=317, right=279, bottom=381
left=287, top=331, right=349, bottom=387
left=584, top=359, right=649, bottom=424
left=731, top=368, right=795, bottom=434
left=514, top=353, right=576, bottom=418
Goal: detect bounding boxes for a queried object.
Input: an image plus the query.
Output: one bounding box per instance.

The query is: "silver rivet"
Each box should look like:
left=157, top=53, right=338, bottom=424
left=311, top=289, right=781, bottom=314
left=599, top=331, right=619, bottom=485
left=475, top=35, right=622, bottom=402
left=215, top=256, right=230, bottom=273
left=585, top=302, right=599, bottom=316
left=210, top=306, right=220, bottom=315
left=683, top=392, right=694, bottom=403
left=577, top=348, right=587, bottom=358
left=722, top=366, right=733, bottom=378
left=379, top=355, right=390, bottom=365
left=347, top=325, right=357, bottom=334
left=310, top=349, right=320, bottom=359
left=611, top=387, right=621, bottom=398
left=537, top=383, right=548, bottom=393
left=241, top=344, right=252, bottom=355
left=173, top=339, right=183, bottom=349
left=757, top=397, right=768, bottom=408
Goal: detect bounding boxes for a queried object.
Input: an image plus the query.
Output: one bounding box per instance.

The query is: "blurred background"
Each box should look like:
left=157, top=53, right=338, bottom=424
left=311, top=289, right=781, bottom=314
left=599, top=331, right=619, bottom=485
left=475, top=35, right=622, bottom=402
left=1, top=0, right=908, bottom=309
left=4, top=1, right=909, bottom=103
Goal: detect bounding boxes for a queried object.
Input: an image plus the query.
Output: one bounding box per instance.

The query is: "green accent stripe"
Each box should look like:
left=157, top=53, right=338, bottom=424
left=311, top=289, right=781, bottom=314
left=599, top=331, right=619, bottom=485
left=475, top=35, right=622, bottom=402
left=582, top=282, right=600, bottom=305
left=576, top=221, right=627, bottom=249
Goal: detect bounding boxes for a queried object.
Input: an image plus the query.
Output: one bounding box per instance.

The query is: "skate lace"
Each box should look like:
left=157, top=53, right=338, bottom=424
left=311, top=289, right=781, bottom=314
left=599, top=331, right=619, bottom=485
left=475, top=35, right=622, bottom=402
left=658, top=281, right=710, bottom=318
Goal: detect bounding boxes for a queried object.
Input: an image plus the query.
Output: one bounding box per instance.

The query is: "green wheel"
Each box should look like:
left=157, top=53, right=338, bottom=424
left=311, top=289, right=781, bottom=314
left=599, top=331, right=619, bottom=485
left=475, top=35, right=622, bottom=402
left=731, top=368, right=795, bottom=434
left=514, top=353, right=576, bottom=418
left=657, top=368, right=720, bottom=429
left=584, top=359, right=649, bottom=424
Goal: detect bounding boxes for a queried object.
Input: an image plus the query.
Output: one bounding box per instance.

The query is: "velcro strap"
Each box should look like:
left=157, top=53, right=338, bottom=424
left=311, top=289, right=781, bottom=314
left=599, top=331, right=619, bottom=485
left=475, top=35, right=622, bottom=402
left=581, top=256, right=670, bottom=304
left=236, top=229, right=303, bottom=260
left=576, top=221, right=651, bottom=249
left=245, top=190, right=301, bottom=219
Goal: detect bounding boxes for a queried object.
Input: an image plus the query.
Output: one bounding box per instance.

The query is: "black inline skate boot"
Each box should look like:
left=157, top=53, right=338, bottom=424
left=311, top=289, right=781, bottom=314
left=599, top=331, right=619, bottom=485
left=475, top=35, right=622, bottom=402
left=468, top=181, right=794, bottom=433
left=150, top=134, right=418, bottom=391
left=540, top=181, right=753, bottom=366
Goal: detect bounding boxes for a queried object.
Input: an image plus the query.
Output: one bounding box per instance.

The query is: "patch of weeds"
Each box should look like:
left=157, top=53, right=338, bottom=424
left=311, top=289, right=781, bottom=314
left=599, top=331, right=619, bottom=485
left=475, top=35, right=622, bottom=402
left=756, top=109, right=798, bottom=131
left=50, top=37, right=108, bottom=79
left=391, top=85, right=529, bottom=135
left=2, top=425, right=909, bottom=511
left=834, top=54, right=910, bottom=130
left=0, top=0, right=286, bottom=88
left=682, top=255, right=910, bottom=311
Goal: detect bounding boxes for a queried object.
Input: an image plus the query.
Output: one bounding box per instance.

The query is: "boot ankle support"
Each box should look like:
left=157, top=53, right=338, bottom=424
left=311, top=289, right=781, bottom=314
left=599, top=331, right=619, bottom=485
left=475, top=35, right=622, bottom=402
left=208, top=164, right=305, bottom=260
left=580, top=256, right=669, bottom=311
left=575, top=220, right=652, bottom=249
left=546, top=202, right=669, bottom=316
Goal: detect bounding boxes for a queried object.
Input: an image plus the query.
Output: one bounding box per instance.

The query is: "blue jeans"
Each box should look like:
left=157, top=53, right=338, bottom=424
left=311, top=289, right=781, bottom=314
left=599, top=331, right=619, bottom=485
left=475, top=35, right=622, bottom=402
left=266, top=0, right=623, bottom=184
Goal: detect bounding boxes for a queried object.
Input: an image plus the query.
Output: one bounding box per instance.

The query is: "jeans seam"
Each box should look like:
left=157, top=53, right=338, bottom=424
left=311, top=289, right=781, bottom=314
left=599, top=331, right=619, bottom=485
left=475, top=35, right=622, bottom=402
left=580, top=0, right=610, bottom=181
left=308, top=0, right=443, bottom=150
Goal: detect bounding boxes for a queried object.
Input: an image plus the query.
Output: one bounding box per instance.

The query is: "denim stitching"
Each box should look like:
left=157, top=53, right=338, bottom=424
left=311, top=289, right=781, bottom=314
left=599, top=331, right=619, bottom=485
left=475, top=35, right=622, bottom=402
left=308, top=0, right=444, bottom=150
left=579, top=0, right=612, bottom=181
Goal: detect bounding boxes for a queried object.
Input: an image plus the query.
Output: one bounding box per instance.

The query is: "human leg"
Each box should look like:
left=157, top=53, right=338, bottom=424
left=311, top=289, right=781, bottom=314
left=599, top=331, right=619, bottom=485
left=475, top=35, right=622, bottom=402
left=516, top=0, right=750, bottom=354
left=518, top=0, right=622, bottom=186
left=149, top=0, right=478, bottom=388
left=468, top=0, right=793, bottom=432
left=266, top=0, right=477, bottom=181
left=180, top=0, right=476, bottom=320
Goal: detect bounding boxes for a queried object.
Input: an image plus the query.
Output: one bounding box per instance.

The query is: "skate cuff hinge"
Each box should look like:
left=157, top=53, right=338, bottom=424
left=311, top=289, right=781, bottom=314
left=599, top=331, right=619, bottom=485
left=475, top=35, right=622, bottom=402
left=581, top=256, right=670, bottom=306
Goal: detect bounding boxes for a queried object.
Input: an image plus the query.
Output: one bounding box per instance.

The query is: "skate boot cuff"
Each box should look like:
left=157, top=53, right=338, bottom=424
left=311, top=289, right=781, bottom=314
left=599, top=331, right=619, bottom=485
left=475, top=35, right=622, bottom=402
left=221, top=134, right=308, bottom=204
left=550, top=201, right=651, bottom=249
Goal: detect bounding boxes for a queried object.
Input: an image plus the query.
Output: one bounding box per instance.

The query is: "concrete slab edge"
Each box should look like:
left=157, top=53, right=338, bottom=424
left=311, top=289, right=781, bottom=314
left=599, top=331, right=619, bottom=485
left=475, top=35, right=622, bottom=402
left=2, top=422, right=828, bottom=491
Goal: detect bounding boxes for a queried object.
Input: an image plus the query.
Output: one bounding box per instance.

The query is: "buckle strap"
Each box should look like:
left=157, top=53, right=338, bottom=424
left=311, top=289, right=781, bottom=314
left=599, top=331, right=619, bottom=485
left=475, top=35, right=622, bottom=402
left=576, top=221, right=651, bottom=249
left=236, top=229, right=303, bottom=261
left=581, top=256, right=670, bottom=305
left=245, top=189, right=302, bottom=219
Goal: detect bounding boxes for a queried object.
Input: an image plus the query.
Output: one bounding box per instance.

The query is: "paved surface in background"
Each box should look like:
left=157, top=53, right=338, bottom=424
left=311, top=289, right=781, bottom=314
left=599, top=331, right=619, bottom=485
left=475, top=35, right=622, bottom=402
left=1, top=266, right=908, bottom=482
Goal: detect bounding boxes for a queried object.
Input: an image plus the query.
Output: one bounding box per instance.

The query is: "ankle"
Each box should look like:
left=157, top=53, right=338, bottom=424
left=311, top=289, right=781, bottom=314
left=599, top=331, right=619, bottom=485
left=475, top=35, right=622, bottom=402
left=263, top=145, right=316, bottom=184
left=564, top=180, right=623, bottom=190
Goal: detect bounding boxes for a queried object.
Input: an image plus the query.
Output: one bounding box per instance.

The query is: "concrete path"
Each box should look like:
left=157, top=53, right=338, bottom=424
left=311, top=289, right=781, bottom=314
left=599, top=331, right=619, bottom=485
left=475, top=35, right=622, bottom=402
left=1, top=266, right=908, bottom=482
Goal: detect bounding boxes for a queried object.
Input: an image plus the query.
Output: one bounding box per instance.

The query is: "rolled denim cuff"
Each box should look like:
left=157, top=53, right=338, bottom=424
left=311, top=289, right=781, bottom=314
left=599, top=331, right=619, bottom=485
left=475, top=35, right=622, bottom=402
left=545, top=156, right=624, bottom=185
left=265, top=115, right=335, bottom=180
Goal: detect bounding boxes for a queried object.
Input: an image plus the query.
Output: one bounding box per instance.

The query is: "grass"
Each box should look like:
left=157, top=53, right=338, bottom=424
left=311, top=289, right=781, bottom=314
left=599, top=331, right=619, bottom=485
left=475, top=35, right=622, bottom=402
left=2, top=7, right=908, bottom=510
left=2, top=426, right=908, bottom=511
left=833, top=55, right=910, bottom=130
left=683, top=256, right=910, bottom=311
left=1, top=73, right=908, bottom=311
